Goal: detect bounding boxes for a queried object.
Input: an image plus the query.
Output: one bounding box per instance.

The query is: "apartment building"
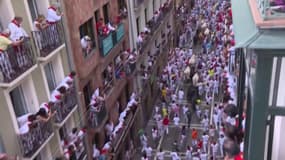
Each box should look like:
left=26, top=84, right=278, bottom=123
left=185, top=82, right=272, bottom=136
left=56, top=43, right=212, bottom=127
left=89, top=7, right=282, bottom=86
left=0, top=0, right=85, bottom=159
left=231, top=0, right=285, bottom=159
left=60, top=0, right=175, bottom=159
left=127, top=0, right=175, bottom=125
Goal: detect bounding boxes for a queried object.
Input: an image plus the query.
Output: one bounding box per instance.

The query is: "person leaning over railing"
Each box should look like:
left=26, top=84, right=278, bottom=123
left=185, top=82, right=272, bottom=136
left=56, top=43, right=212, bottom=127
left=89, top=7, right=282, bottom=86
left=0, top=29, right=24, bottom=80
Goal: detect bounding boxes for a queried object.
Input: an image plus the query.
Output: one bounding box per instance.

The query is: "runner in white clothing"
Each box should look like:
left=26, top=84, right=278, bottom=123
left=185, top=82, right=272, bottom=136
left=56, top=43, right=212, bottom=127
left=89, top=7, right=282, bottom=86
left=157, top=148, right=165, bottom=160
left=218, top=134, right=225, bottom=157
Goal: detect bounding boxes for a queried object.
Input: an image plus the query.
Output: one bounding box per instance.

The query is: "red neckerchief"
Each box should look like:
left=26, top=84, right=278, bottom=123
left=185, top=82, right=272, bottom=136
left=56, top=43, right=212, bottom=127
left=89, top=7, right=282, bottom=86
left=11, top=19, right=20, bottom=27
left=0, top=33, right=8, bottom=38
left=48, top=6, right=57, bottom=12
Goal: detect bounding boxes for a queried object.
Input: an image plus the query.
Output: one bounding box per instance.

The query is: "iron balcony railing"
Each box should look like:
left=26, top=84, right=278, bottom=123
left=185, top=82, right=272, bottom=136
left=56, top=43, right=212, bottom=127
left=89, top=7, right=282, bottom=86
left=18, top=119, right=53, bottom=157
left=99, top=23, right=125, bottom=57
left=31, top=21, right=65, bottom=57
left=0, top=38, right=36, bottom=83
left=87, top=102, right=107, bottom=128
left=257, top=0, right=285, bottom=19
left=103, top=78, right=114, bottom=96
left=52, top=87, right=77, bottom=123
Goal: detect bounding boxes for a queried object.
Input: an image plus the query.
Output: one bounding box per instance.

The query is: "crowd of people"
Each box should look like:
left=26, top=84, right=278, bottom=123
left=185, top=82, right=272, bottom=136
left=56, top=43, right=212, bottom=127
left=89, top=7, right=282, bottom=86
left=139, top=0, right=245, bottom=159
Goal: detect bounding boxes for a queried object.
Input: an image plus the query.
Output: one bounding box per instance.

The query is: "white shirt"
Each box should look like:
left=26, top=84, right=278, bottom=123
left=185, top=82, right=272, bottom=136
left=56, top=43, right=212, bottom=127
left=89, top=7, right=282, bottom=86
left=211, top=143, right=219, bottom=153
left=170, top=152, right=181, bottom=160
left=145, top=147, right=152, bottom=157
left=219, top=137, right=225, bottom=146
left=19, top=122, right=31, bottom=134
left=17, top=113, right=32, bottom=127
left=93, top=146, right=100, bottom=158
left=185, top=149, right=192, bottom=159
left=200, top=153, right=208, bottom=160
left=152, top=128, right=158, bottom=138
left=202, top=135, right=209, bottom=143
left=173, top=117, right=180, bottom=126
left=108, top=23, right=116, bottom=31
left=46, top=7, right=61, bottom=23
left=178, top=90, right=184, bottom=100
left=157, top=151, right=165, bottom=160
left=81, top=37, right=89, bottom=49
left=8, top=22, right=28, bottom=41
left=137, top=35, right=143, bottom=43
left=50, top=90, right=62, bottom=103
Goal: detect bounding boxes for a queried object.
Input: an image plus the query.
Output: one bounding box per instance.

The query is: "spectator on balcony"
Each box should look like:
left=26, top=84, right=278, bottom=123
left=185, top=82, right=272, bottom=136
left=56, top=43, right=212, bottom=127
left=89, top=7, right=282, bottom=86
left=93, top=144, right=100, bottom=159
left=81, top=35, right=92, bottom=54
left=153, top=11, right=160, bottom=22
left=8, top=17, right=29, bottom=42
left=96, top=18, right=104, bottom=35
left=46, top=3, right=63, bottom=24
left=34, top=15, right=49, bottom=31
left=107, top=21, right=117, bottom=32
left=33, top=15, right=49, bottom=51
left=136, top=32, right=143, bottom=48
left=105, top=120, right=114, bottom=140
left=0, top=29, right=24, bottom=51
left=64, top=145, right=77, bottom=160
left=36, top=107, right=55, bottom=122
left=17, top=113, right=38, bottom=134
left=50, top=86, right=66, bottom=103
left=119, top=6, right=128, bottom=19
left=144, top=25, right=151, bottom=34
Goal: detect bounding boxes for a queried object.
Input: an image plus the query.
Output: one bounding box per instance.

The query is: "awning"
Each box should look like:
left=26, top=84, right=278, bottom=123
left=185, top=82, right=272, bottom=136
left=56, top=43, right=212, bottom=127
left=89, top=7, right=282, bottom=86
left=231, top=0, right=258, bottom=48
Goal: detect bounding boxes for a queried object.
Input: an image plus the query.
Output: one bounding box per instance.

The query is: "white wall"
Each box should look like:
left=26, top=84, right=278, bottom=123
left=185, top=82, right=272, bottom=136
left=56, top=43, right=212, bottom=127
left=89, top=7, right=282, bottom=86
left=271, top=57, right=285, bottom=160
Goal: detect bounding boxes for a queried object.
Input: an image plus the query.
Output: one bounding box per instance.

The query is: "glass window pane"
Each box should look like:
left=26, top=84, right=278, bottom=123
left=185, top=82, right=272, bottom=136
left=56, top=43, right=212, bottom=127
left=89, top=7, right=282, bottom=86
left=44, top=62, right=57, bottom=92
left=10, top=86, right=28, bottom=117
left=27, top=0, right=38, bottom=21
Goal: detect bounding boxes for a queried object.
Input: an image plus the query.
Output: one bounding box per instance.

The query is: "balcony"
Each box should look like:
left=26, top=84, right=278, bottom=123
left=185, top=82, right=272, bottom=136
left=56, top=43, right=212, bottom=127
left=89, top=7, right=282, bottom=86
left=18, top=119, right=53, bottom=158
left=0, top=39, right=36, bottom=85
left=99, top=23, right=125, bottom=57
left=31, top=21, right=65, bottom=58
left=87, top=102, right=107, bottom=128
left=257, top=0, right=285, bottom=19
left=138, top=1, right=173, bottom=54
left=52, top=87, right=78, bottom=125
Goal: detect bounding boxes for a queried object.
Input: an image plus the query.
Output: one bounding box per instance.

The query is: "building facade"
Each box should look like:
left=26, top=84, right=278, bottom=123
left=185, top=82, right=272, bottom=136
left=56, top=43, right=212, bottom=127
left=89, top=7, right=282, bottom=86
left=62, top=0, right=175, bottom=159
left=0, top=0, right=84, bottom=159
left=231, top=0, right=285, bottom=159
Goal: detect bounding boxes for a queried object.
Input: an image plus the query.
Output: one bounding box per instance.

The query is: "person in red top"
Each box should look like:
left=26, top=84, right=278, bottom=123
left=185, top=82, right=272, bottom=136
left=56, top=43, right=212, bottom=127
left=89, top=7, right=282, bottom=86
left=162, top=115, right=169, bottom=135
left=96, top=18, right=104, bottom=35
left=191, top=128, right=198, bottom=145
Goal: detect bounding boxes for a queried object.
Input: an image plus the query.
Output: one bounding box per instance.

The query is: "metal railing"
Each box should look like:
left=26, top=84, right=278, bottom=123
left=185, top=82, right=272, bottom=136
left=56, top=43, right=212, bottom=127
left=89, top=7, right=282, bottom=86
left=31, top=21, right=64, bottom=57
left=103, top=78, right=114, bottom=95
left=18, top=119, right=53, bottom=157
left=257, top=0, right=285, bottom=19
left=52, top=87, right=77, bottom=123
left=99, top=23, right=125, bottom=57
left=87, top=102, right=107, bottom=128
left=0, top=39, right=36, bottom=83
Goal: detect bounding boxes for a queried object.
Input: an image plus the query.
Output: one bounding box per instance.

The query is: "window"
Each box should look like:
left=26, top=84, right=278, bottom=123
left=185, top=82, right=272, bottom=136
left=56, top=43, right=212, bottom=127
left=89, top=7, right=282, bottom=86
left=44, top=62, right=57, bottom=92
left=103, top=3, right=110, bottom=24
left=59, top=124, right=68, bottom=140
left=136, top=17, right=140, bottom=35
left=27, top=0, right=39, bottom=21
left=94, top=10, right=100, bottom=22
left=117, top=0, right=125, bottom=10
left=79, top=18, right=96, bottom=58
left=144, top=8, right=148, bottom=23
left=10, top=86, right=28, bottom=117
left=83, top=81, right=92, bottom=108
